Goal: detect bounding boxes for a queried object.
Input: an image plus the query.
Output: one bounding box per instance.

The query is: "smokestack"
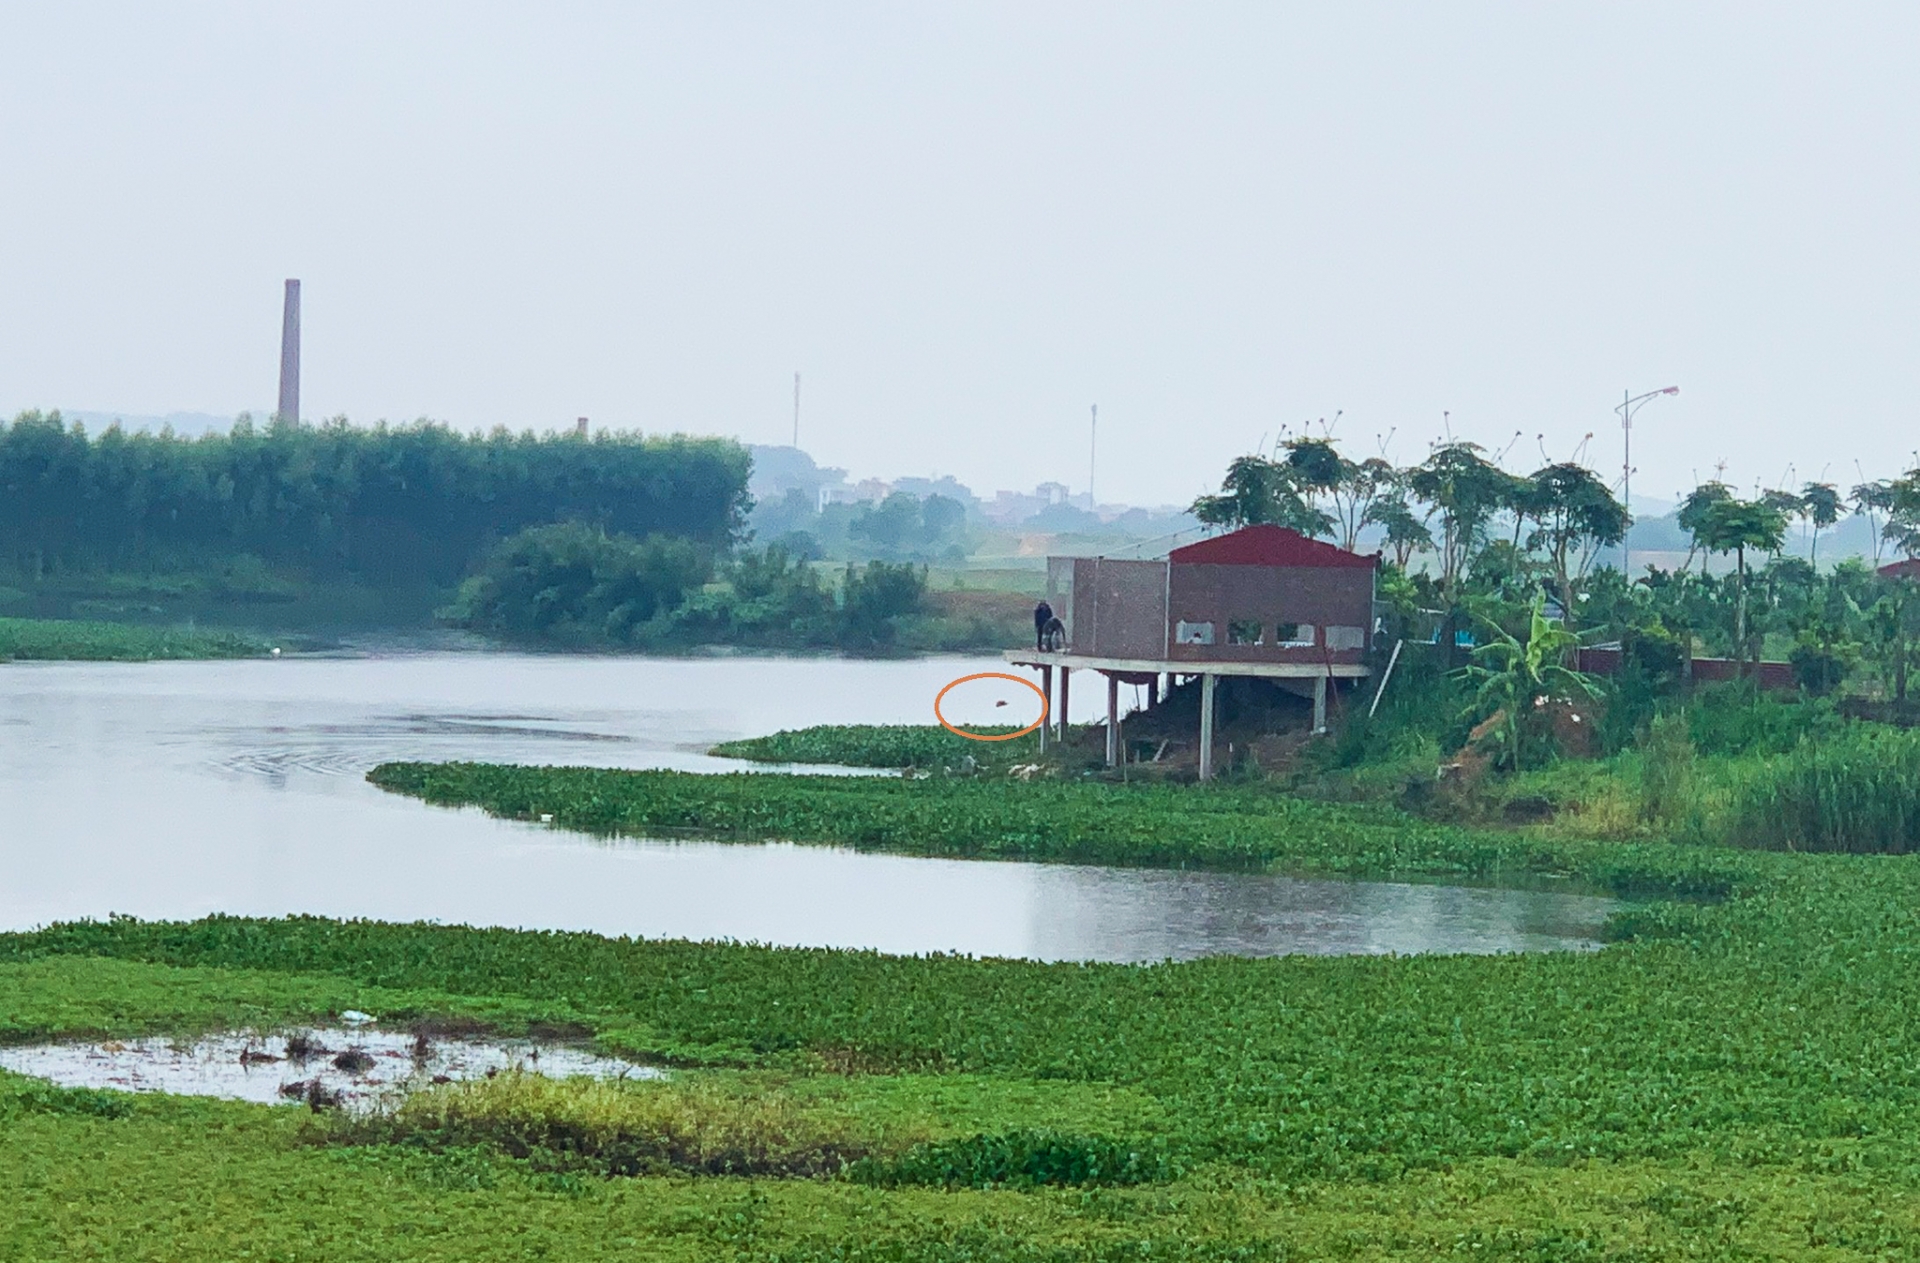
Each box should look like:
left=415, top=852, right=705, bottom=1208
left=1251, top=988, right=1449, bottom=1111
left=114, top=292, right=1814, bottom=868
left=576, top=416, right=589, bottom=437
left=277, top=279, right=301, bottom=425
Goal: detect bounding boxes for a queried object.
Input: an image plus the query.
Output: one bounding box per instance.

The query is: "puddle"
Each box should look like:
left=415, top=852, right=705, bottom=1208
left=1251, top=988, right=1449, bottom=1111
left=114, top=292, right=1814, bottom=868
left=0, top=1027, right=662, bottom=1109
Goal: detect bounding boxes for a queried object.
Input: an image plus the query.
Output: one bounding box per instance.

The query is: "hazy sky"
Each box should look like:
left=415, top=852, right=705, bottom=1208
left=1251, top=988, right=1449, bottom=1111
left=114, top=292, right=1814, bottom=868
left=5, top=3, right=1919, bottom=507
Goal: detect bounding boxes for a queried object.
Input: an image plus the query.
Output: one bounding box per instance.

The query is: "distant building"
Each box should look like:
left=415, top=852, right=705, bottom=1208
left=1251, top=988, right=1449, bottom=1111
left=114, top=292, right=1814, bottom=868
left=1879, top=559, right=1920, bottom=581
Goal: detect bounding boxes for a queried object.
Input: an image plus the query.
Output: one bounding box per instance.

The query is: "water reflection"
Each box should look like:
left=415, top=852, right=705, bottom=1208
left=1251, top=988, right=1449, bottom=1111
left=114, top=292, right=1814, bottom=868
left=0, top=653, right=1616, bottom=961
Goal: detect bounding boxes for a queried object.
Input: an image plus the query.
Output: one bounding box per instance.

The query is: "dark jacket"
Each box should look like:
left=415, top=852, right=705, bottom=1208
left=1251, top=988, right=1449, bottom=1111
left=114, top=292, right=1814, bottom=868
left=1033, top=601, right=1053, bottom=630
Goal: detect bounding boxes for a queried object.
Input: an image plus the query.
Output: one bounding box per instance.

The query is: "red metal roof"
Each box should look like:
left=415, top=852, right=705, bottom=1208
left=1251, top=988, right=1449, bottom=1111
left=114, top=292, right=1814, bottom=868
left=1168, top=525, right=1379, bottom=569
left=1880, top=558, right=1920, bottom=580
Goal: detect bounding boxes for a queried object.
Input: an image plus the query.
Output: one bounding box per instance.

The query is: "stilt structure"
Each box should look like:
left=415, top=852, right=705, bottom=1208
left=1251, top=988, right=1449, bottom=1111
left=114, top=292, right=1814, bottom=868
left=1105, top=674, right=1121, bottom=766
left=1006, top=525, right=1380, bottom=783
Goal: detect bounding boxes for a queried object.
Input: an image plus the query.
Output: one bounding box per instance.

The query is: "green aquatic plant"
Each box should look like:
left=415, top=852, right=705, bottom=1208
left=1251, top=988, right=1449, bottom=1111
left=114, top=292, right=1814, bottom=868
left=711, top=723, right=1035, bottom=769
left=0, top=617, right=269, bottom=662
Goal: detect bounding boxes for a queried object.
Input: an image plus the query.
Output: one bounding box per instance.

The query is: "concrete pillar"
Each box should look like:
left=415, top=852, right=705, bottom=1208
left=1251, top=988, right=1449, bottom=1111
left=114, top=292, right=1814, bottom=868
left=1038, top=665, right=1052, bottom=754
left=1058, top=667, right=1071, bottom=743
left=1105, top=674, right=1120, bottom=767
left=1313, top=675, right=1329, bottom=734
left=1198, top=673, right=1217, bottom=782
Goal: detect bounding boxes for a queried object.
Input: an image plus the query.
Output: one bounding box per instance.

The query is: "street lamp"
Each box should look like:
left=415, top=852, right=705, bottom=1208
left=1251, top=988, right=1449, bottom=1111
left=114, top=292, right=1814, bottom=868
left=1616, top=386, right=1680, bottom=579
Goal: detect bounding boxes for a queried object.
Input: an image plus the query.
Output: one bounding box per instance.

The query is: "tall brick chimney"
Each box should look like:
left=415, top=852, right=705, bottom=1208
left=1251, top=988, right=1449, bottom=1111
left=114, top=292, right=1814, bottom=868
left=277, top=279, right=300, bottom=425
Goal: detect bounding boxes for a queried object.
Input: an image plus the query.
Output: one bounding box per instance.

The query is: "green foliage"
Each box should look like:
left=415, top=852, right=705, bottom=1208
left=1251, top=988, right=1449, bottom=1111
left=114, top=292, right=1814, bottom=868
left=0, top=411, right=749, bottom=586
left=1685, top=682, right=1841, bottom=757
left=712, top=724, right=1036, bottom=769
left=1454, top=600, right=1603, bottom=770
left=1635, top=712, right=1695, bottom=825
left=848, top=494, right=969, bottom=563
left=318, top=1071, right=899, bottom=1177
left=0, top=616, right=268, bottom=661
left=1188, top=454, right=1331, bottom=536
left=365, top=761, right=1745, bottom=899
left=443, top=523, right=715, bottom=645
left=0, top=1077, right=134, bottom=1121
left=851, top=1131, right=1176, bottom=1189
left=1727, top=727, right=1920, bottom=853
left=840, top=562, right=928, bottom=647
left=444, top=528, right=935, bottom=652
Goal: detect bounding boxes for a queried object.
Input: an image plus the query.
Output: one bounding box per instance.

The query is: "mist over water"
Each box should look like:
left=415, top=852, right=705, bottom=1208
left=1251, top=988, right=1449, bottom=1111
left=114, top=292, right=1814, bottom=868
left=0, top=653, right=1614, bottom=961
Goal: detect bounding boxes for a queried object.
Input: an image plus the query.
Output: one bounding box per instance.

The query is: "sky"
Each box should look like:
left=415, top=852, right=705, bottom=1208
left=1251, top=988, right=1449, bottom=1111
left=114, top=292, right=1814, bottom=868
left=4, top=3, right=1920, bottom=509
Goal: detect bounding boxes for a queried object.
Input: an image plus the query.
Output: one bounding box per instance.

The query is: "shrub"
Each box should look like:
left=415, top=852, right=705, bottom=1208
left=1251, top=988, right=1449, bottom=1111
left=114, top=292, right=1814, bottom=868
left=443, top=524, right=714, bottom=645
left=1725, top=726, right=1920, bottom=853
left=1636, top=711, right=1695, bottom=825
left=1686, top=682, right=1840, bottom=757
left=315, top=1071, right=902, bottom=1177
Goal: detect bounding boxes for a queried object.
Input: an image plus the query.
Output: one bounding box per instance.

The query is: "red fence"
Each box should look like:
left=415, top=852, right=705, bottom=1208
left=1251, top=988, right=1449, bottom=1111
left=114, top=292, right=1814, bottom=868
left=1576, top=647, right=1797, bottom=692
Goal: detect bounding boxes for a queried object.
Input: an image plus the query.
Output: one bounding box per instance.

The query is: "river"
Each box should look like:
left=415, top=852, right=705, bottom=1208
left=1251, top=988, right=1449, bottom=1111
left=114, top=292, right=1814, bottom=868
left=0, top=651, right=1616, bottom=962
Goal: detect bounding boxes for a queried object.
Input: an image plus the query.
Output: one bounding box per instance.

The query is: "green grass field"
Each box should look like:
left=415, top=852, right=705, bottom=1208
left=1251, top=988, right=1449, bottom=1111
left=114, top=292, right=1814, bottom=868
left=10, top=758, right=1920, bottom=1257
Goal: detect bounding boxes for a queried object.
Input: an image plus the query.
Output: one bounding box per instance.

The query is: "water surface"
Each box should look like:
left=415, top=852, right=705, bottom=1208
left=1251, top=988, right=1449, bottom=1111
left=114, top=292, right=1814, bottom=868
left=0, top=653, right=1615, bottom=961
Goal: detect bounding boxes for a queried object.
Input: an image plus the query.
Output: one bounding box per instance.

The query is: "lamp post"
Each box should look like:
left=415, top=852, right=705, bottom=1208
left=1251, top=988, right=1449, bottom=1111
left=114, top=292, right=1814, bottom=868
left=1615, top=386, right=1679, bottom=580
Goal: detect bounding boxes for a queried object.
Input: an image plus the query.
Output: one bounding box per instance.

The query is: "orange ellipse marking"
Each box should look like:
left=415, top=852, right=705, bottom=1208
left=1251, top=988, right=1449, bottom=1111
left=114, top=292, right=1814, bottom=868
left=935, top=672, right=1049, bottom=741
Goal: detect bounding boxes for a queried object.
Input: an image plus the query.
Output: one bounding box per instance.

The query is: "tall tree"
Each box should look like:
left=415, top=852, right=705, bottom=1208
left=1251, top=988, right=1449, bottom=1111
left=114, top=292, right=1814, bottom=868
left=1190, top=455, right=1333, bottom=535
left=1278, top=438, right=1396, bottom=551
left=1674, top=481, right=1735, bottom=574
left=1407, top=442, right=1510, bottom=610
left=1524, top=462, right=1629, bottom=628
left=1853, top=479, right=1896, bottom=567
left=1886, top=468, right=1920, bottom=562
left=1364, top=494, right=1433, bottom=568
left=1692, top=497, right=1790, bottom=670
left=1799, top=482, right=1843, bottom=565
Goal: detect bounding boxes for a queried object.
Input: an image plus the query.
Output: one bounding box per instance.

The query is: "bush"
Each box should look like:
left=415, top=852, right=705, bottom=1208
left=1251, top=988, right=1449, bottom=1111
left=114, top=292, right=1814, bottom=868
left=840, top=562, right=927, bottom=647
left=1724, top=726, right=1920, bottom=853
left=1686, top=682, right=1840, bottom=757
left=315, top=1071, right=899, bottom=1177
left=443, top=523, right=713, bottom=645
left=1635, top=711, right=1695, bottom=825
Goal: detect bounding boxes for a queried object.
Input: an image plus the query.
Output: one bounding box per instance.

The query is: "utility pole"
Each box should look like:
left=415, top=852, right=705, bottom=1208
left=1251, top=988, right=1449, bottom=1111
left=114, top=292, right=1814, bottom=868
left=1088, top=404, right=1098, bottom=508
left=792, top=372, right=801, bottom=448
left=1615, top=386, right=1680, bottom=580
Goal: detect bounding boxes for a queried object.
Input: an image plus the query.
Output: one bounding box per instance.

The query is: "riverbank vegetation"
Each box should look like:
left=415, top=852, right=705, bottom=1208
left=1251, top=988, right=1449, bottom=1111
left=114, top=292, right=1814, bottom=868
left=4, top=820, right=1920, bottom=1258
left=0, top=615, right=269, bottom=661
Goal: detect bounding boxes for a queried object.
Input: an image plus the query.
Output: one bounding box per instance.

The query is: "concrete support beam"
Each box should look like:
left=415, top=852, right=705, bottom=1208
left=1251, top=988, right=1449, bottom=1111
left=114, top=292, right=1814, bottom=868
left=1198, top=673, right=1217, bottom=782
left=1058, top=667, right=1071, bottom=743
left=1313, top=675, right=1329, bottom=734
left=1105, top=674, right=1120, bottom=767
left=1038, top=665, right=1052, bottom=754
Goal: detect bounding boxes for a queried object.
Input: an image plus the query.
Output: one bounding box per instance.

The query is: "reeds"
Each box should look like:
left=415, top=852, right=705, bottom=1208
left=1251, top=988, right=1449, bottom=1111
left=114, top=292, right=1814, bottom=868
left=1727, top=727, right=1920, bottom=853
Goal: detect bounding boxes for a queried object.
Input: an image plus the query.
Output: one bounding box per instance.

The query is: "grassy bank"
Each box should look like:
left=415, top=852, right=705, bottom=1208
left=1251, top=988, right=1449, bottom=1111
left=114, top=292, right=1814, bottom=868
left=367, top=761, right=1747, bottom=899
left=10, top=755, right=1920, bottom=1255
left=0, top=616, right=270, bottom=661
left=2, top=825, right=1920, bottom=1260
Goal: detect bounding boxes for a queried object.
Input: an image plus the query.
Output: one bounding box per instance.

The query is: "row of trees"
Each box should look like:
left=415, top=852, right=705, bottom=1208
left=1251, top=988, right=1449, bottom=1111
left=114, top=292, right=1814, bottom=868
left=0, top=412, right=751, bottom=586
left=443, top=523, right=933, bottom=650
left=1192, top=435, right=1920, bottom=632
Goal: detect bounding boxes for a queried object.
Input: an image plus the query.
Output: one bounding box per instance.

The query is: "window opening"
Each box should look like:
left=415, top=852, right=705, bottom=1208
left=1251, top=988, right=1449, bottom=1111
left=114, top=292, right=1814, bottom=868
left=1227, top=620, right=1263, bottom=646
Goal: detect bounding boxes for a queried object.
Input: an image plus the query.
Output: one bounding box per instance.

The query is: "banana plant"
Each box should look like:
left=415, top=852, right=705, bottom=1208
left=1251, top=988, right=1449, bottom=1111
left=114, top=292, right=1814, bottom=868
left=1454, top=597, right=1603, bottom=771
